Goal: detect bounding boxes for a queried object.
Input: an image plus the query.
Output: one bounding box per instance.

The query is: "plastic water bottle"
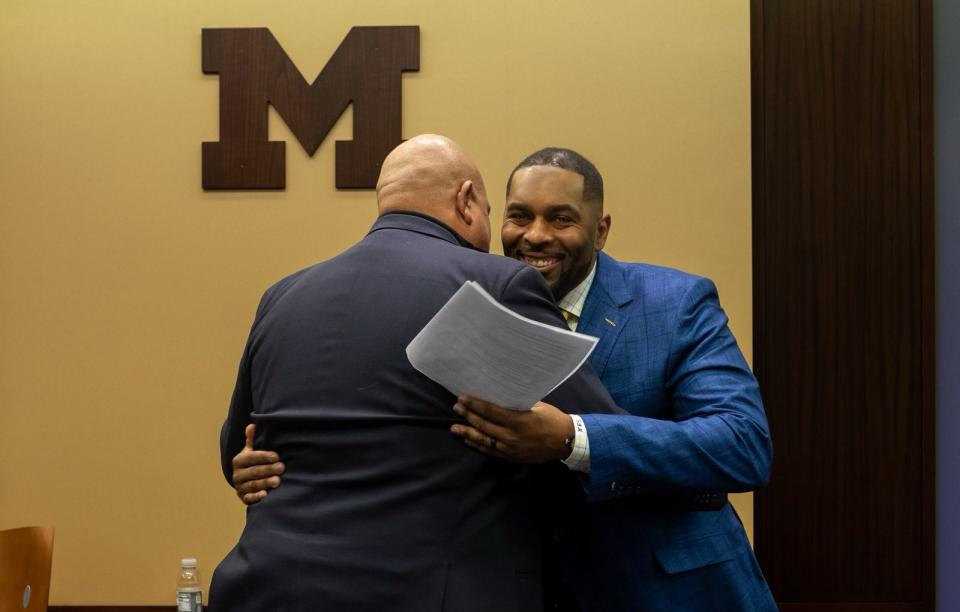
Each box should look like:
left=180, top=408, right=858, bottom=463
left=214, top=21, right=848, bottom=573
left=176, top=558, right=202, bottom=612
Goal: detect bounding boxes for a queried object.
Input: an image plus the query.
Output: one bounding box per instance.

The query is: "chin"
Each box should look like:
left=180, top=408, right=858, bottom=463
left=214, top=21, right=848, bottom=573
left=547, top=282, right=565, bottom=300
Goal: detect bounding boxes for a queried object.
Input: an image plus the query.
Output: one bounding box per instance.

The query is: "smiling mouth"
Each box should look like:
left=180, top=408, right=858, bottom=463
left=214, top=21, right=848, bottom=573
left=519, top=254, right=561, bottom=270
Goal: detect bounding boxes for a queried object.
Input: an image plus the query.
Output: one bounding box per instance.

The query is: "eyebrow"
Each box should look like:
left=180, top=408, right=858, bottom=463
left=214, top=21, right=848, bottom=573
left=506, top=202, right=581, bottom=215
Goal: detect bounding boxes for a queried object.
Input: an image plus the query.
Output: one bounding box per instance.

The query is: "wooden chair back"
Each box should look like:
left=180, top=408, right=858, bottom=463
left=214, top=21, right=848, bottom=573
left=0, top=526, right=54, bottom=612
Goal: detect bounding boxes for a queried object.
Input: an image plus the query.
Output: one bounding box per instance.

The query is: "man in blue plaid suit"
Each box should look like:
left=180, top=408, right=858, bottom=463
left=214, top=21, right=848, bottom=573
left=450, top=148, right=776, bottom=611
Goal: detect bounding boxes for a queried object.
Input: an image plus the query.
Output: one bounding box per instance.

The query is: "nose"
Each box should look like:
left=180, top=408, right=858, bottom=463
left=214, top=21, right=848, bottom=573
left=523, top=218, right=553, bottom=249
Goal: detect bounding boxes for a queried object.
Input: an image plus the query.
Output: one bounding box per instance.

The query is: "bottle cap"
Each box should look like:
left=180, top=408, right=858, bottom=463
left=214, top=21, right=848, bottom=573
left=181, top=558, right=197, bottom=568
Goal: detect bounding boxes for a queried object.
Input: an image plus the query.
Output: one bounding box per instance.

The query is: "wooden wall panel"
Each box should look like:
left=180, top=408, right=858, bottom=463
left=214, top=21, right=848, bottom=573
left=751, top=0, right=934, bottom=608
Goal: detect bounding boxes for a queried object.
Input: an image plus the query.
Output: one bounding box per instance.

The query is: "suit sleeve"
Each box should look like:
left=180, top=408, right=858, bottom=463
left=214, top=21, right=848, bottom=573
left=219, top=289, right=274, bottom=485
left=498, top=265, right=623, bottom=417
left=219, top=272, right=306, bottom=485
left=579, top=277, right=773, bottom=501
left=220, top=338, right=253, bottom=485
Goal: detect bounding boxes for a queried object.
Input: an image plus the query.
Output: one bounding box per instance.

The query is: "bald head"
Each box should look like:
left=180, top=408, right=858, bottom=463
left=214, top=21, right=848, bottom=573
left=377, top=135, right=477, bottom=211
left=376, top=134, right=492, bottom=251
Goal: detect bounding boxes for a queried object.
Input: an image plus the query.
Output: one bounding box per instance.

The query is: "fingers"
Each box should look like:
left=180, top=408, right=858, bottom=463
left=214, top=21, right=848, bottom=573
left=236, top=474, right=282, bottom=496
left=457, top=395, right=517, bottom=426
left=450, top=423, right=505, bottom=457
left=232, top=460, right=284, bottom=484
left=233, top=449, right=282, bottom=470
left=232, top=424, right=284, bottom=503
left=241, top=490, right=268, bottom=505
left=453, top=401, right=513, bottom=442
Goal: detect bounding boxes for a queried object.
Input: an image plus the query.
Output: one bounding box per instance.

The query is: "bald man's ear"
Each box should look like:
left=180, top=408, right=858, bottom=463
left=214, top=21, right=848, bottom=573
left=455, top=180, right=476, bottom=225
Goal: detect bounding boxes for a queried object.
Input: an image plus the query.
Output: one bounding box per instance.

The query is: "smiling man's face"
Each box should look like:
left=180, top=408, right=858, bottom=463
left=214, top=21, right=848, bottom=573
left=501, top=165, right=610, bottom=300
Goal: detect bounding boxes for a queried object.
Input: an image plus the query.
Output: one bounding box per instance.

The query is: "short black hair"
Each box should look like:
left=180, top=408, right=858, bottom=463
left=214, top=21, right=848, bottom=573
left=506, top=147, right=604, bottom=210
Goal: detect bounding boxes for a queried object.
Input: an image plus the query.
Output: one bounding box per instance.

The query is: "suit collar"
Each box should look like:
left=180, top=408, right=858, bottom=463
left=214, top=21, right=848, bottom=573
left=368, top=211, right=483, bottom=251
left=590, top=251, right=634, bottom=308
left=577, top=252, right=632, bottom=377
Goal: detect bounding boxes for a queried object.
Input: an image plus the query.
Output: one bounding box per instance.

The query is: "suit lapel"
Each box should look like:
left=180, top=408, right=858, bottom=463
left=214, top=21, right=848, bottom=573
left=578, top=252, right=632, bottom=378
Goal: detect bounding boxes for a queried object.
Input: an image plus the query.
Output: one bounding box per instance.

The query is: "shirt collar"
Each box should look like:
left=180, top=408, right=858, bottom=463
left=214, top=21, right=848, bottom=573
left=557, top=259, right=598, bottom=322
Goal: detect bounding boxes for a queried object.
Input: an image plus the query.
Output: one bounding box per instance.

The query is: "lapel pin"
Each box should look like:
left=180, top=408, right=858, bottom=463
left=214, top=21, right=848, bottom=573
left=605, top=318, right=616, bottom=327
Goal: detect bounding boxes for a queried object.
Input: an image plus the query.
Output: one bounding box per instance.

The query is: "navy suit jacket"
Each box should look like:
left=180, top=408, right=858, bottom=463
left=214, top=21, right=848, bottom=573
left=208, top=213, right=619, bottom=612
left=558, top=252, right=777, bottom=611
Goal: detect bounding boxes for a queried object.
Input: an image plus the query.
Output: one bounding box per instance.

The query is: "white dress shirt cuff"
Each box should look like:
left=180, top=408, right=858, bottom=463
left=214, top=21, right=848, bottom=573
left=561, top=414, right=591, bottom=473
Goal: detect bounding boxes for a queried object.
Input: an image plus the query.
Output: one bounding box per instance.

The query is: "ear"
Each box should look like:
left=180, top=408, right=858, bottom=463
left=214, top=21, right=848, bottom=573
left=595, top=214, right=611, bottom=252
left=455, top=179, right=476, bottom=225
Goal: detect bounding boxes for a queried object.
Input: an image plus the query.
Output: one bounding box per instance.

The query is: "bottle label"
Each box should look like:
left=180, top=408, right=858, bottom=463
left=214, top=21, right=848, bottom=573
left=177, top=590, right=202, bottom=612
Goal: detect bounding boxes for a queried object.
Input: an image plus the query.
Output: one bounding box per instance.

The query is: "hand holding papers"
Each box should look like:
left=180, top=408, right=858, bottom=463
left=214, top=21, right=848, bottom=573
left=406, top=281, right=598, bottom=410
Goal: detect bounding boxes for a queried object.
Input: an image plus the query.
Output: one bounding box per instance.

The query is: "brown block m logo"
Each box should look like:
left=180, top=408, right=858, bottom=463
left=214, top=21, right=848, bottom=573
left=202, top=26, right=420, bottom=190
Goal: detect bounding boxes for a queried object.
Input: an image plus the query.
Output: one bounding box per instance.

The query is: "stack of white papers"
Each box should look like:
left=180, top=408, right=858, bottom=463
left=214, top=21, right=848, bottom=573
left=406, top=281, right=598, bottom=410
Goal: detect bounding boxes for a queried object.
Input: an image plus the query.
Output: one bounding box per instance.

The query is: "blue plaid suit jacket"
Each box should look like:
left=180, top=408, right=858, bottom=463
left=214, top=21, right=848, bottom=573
left=560, top=252, right=777, bottom=611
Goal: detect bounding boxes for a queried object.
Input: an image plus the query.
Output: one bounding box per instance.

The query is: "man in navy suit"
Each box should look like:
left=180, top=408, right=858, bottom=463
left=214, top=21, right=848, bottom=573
left=231, top=147, right=777, bottom=610
left=209, top=136, right=620, bottom=612
left=452, top=148, right=776, bottom=611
